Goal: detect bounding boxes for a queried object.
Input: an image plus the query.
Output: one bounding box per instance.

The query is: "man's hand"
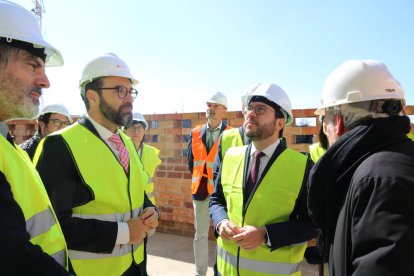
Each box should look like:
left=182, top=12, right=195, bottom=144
left=218, top=220, right=241, bottom=241
left=232, top=225, right=266, bottom=250
left=141, top=207, right=159, bottom=229
left=127, top=217, right=147, bottom=244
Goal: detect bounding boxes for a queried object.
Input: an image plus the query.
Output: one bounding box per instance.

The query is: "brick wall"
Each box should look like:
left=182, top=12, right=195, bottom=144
left=6, top=106, right=414, bottom=238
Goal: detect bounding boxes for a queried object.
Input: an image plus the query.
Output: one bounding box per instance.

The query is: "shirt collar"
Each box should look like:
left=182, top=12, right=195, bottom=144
left=250, top=138, right=280, bottom=158
left=207, top=121, right=222, bottom=131
left=86, top=115, right=119, bottom=140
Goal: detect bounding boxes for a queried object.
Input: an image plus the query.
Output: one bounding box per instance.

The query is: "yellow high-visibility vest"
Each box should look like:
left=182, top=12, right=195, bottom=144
left=308, top=142, right=326, bottom=163
left=36, top=123, right=147, bottom=276
left=141, top=144, right=161, bottom=204
left=217, top=145, right=308, bottom=276
left=0, top=135, right=67, bottom=269
left=220, top=128, right=244, bottom=159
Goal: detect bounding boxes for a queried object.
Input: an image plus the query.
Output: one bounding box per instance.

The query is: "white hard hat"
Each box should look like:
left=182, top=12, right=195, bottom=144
left=0, top=0, right=63, bottom=66
left=206, top=91, right=228, bottom=108
left=315, top=59, right=405, bottom=115
left=131, top=112, right=148, bottom=130
left=38, top=104, right=73, bottom=123
left=79, top=53, right=138, bottom=96
left=242, top=83, right=294, bottom=125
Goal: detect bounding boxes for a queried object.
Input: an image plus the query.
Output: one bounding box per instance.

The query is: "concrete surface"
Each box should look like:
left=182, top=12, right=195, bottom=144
left=147, top=232, right=320, bottom=276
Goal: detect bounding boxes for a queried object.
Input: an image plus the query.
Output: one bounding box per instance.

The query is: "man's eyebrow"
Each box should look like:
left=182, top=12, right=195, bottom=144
left=21, top=51, right=43, bottom=65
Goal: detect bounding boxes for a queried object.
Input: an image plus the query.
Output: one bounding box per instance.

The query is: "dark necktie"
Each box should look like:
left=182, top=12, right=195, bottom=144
left=246, top=151, right=265, bottom=197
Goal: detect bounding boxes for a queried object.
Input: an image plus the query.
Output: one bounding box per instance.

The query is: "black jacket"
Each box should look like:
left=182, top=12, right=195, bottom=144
left=19, top=131, right=42, bottom=160
left=35, top=117, right=153, bottom=255
left=308, top=116, right=414, bottom=276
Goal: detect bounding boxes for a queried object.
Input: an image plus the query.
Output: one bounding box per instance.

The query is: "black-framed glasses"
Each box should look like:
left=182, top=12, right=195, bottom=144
left=96, top=86, right=138, bottom=99
left=48, top=118, right=71, bottom=128
left=128, top=125, right=145, bottom=132
left=243, top=104, right=275, bottom=115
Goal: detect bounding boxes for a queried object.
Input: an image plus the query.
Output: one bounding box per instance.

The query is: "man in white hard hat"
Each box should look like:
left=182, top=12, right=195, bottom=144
left=20, top=103, right=72, bottom=159
left=0, top=1, right=69, bottom=275
left=210, top=83, right=316, bottom=275
left=124, top=112, right=162, bottom=276
left=307, top=60, right=414, bottom=275
left=187, top=91, right=231, bottom=276
left=34, top=53, right=159, bottom=276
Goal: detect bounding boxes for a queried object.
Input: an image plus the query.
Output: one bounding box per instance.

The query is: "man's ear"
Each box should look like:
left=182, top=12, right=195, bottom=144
left=86, top=89, right=99, bottom=105
left=335, top=114, right=344, bottom=136
left=38, top=121, right=45, bottom=130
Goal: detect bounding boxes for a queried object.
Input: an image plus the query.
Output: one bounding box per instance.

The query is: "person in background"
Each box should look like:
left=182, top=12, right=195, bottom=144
left=124, top=112, right=162, bottom=276
left=187, top=91, right=231, bottom=276
left=20, top=103, right=72, bottom=160
left=308, top=60, right=414, bottom=275
left=210, top=83, right=316, bottom=275
left=212, top=126, right=250, bottom=180
left=34, top=53, right=159, bottom=276
left=0, top=1, right=69, bottom=274
left=308, top=115, right=328, bottom=163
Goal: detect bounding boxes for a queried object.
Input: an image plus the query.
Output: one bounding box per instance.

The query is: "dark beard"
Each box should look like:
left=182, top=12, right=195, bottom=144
left=244, top=119, right=277, bottom=141
left=99, top=95, right=132, bottom=127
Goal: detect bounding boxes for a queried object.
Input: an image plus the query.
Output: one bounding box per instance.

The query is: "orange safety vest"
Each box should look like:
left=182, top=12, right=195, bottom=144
left=191, top=124, right=231, bottom=195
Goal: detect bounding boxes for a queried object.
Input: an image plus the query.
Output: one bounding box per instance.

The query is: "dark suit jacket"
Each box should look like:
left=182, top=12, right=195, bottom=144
left=0, top=138, right=69, bottom=275
left=210, top=142, right=317, bottom=250
left=35, top=116, right=154, bottom=255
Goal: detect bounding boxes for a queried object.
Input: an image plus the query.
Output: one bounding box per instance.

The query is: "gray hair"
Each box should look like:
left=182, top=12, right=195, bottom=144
left=325, top=99, right=404, bottom=130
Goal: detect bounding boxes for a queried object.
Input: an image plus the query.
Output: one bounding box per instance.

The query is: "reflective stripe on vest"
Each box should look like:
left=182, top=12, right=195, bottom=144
left=220, top=128, right=244, bottom=159
left=52, top=123, right=147, bottom=276
left=26, top=207, right=55, bottom=237
left=309, top=142, right=326, bottom=163
left=1, top=136, right=67, bottom=269
left=141, top=144, right=161, bottom=205
left=191, top=124, right=232, bottom=195
left=217, top=145, right=308, bottom=276
left=217, top=246, right=303, bottom=275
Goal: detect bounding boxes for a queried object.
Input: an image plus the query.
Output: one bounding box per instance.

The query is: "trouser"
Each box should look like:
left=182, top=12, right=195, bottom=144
left=193, top=197, right=210, bottom=276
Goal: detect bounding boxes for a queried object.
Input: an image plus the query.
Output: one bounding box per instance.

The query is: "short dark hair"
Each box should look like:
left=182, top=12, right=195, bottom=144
left=82, top=78, right=103, bottom=110
left=249, top=96, right=285, bottom=120
left=37, top=113, right=52, bottom=136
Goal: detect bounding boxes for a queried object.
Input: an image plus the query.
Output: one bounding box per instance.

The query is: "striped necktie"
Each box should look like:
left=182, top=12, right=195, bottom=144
left=109, top=134, right=129, bottom=172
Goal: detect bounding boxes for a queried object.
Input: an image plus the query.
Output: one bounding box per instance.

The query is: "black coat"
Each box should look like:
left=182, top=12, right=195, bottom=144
left=308, top=116, right=414, bottom=276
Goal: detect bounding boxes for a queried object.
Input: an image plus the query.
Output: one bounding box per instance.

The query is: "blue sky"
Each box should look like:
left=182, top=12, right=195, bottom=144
left=12, top=0, right=414, bottom=118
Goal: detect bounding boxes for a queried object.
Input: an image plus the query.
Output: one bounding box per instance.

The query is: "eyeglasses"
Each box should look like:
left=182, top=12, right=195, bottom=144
left=243, top=104, right=275, bottom=116
left=96, top=86, right=138, bottom=99
left=128, top=125, right=145, bottom=132
left=48, top=118, right=71, bottom=128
